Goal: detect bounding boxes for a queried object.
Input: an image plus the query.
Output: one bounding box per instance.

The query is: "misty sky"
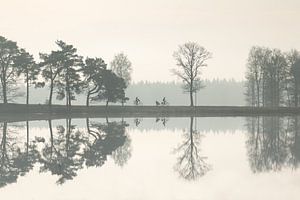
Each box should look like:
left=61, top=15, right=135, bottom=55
left=1, top=0, right=300, bottom=82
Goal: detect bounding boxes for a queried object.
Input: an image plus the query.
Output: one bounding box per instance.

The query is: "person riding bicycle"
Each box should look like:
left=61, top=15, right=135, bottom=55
left=156, top=101, right=160, bottom=106
left=135, top=97, right=141, bottom=105
left=162, top=97, right=167, bottom=105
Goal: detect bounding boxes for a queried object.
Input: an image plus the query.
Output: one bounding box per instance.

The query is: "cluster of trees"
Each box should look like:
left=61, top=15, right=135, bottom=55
left=0, top=36, right=132, bottom=106
left=0, top=118, right=131, bottom=187
left=245, top=46, right=300, bottom=107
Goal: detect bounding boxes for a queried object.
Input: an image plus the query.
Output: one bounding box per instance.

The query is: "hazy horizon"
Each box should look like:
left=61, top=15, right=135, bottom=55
left=1, top=0, right=300, bottom=82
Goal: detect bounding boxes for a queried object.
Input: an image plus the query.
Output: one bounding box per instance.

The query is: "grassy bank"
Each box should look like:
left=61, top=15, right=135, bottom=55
left=0, top=103, right=300, bottom=122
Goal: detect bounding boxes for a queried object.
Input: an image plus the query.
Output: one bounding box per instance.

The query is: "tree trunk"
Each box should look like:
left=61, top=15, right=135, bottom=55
left=190, top=117, right=194, bottom=149
left=66, top=68, right=70, bottom=108
left=295, top=83, right=298, bottom=107
left=189, top=77, right=194, bottom=106
left=26, top=121, right=29, bottom=155
left=2, top=79, right=7, bottom=104
left=262, top=79, right=265, bottom=107
left=106, top=100, right=109, bottom=107
left=68, top=93, right=72, bottom=107
left=66, top=89, right=69, bottom=107
left=256, top=81, right=260, bottom=107
left=26, top=71, right=29, bottom=105
left=48, top=120, right=54, bottom=158
left=190, top=89, right=194, bottom=106
left=26, top=72, right=29, bottom=105
left=66, top=118, right=71, bottom=155
left=86, top=91, right=90, bottom=107
left=49, top=79, right=54, bottom=106
left=2, top=122, right=7, bottom=152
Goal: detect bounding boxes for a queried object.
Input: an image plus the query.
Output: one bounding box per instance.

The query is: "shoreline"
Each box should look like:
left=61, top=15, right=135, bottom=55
left=0, top=103, right=300, bottom=122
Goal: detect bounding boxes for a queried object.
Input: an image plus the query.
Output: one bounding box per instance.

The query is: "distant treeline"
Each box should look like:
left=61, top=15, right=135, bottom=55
left=127, top=79, right=245, bottom=106
left=13, top=79, right=245, bottom=106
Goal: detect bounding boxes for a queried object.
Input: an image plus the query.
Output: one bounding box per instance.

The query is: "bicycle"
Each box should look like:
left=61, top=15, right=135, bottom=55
left=161, top=99, right=169, bottom=106
left=133, top=97, right=142, bottom=106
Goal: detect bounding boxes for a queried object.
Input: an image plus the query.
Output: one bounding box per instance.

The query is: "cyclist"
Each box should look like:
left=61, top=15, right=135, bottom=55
left=135, top=97, right=141, bottom=105
left=162, top=97, right=167, bottom=105
left=156, top=101, right=160, bottom=106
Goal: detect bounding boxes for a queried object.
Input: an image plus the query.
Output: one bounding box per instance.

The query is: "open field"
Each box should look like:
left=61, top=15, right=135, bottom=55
left=0, top=103, right=300, bottom=122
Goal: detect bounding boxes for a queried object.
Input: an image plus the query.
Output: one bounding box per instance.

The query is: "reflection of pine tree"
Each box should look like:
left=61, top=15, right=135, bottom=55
left=0, top=118, right=132, bottom=187
left=84, top=119, right=131, bottom=168
left=0, top=122, right=39, bottom=188
left=39, top=119, right=86, bottom=184
left=174, top=117, right=210, bottom=180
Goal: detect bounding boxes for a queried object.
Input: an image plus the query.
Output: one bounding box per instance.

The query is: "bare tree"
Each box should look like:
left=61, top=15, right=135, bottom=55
left=110, top=52, right=132, bottom=87
left=172, top=42, right=211, bottom=106
left=246, top=46, right=270, bottom=107
left=286, top=49, right=300, bottom=107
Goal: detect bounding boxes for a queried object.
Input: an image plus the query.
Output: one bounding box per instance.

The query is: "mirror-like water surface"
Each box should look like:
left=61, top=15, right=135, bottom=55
left=0, top=116, right=299, bottom=200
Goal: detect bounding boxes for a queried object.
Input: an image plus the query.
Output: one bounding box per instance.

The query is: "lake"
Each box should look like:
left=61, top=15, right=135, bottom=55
left=0, top=116, right=299, bottom=200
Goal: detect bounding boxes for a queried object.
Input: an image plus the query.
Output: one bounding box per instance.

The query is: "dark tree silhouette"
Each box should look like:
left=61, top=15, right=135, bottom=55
left=15, top=49, right=40, bottom=105
left=82, top=57, right=107, bottom=106
left=172, top=42, right=211, bottom=106
left=91, top=70, right=127, bottom=106
left=55, top=41, right=84, bottom=107
left=0, top=36, right=21, bottom=104
left=39, top=51, right=64, bottom=106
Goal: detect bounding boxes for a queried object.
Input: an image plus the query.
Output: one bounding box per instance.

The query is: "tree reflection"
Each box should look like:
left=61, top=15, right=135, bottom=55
left=246, top=116, right=300, bottom=172
left=155, top=117, right=169, bottom=126
left=0, top=122, right=39, bottom=188
left=39, top=118, right=86, bottom=184
left=288, top=116, right=300, bottom=168
left=0, top=118, right=132, bottom=187
left=133, top=118, right=142, bottom=127
left=84, top=118, right=131, bottom=168
left=173, top=117, right=210, bottom=180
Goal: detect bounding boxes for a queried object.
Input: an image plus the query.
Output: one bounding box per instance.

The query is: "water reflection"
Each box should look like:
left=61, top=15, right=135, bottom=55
left=155, top=117, right=169, bottom=126
left=0, top=118, right=131, bottom=187
left=173, top=117, right=210, bottom=180
left=0, top=122, right=39, bottom=188
left=1, top=116, right=300, bottom=189
left=245, top=116, right=300, bottom=172
left=133, top=118, right=142, bottom=127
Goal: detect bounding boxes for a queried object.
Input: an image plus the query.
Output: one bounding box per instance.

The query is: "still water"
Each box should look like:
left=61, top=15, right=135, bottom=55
left=0, top=116, right=299, bottom=200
